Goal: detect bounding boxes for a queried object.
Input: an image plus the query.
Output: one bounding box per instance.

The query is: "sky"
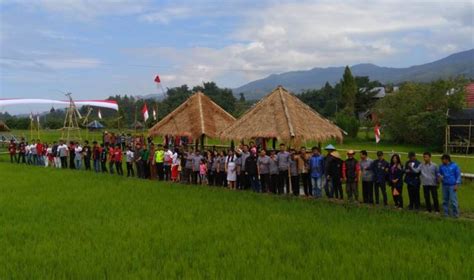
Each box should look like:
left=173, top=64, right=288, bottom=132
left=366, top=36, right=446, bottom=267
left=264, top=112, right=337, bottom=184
left=0, top=0, right=473, bottom=113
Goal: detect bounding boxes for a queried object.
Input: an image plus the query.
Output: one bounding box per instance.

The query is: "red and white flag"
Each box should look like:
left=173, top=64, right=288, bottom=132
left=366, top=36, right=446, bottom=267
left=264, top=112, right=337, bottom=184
left=374, top=124, right=381, bottom=143
left=98, top=109, right=102, bottom=119
left=142, top=103, right=149, bottom=122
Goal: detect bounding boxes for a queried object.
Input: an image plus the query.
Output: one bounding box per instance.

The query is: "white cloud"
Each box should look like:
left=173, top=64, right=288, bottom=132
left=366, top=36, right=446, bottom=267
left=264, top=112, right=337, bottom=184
left=124, top=0, right=473, bottom=88
left=139, top=6, right=192, bottom=24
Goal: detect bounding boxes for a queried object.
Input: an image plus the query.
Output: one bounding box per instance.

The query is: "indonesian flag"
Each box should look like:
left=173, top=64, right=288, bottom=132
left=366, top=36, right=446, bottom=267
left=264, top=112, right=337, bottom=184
left=36, top=115, right=40, bottom=125
left=153, top=108, right=157, bottom=120
left=98, top=109, right=102, bottom=119
left=374, top=124, right=381, bottom=143
left=142, top=103, right=149, bottom=122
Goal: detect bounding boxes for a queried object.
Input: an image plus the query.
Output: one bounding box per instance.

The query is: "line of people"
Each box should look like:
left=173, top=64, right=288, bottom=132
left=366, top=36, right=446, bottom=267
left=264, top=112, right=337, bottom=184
left=7, top=138, right=462, bottom=218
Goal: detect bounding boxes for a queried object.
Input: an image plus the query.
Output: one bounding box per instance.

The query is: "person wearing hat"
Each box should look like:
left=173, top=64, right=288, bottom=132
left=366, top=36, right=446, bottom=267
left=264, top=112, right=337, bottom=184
left=404, top=151, right=421, bottom=210
left=323, top=144, right=336, bottom=198
left=372, top=151, right=389, bottom=206
left=342, top=150, right=360, bottom=202
left=325, top=150, right=343, bottom=200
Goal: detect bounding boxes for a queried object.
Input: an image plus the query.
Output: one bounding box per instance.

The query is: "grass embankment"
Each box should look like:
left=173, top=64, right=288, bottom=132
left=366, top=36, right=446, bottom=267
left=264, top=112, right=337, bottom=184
left=0, top=163, right=473, bottom=278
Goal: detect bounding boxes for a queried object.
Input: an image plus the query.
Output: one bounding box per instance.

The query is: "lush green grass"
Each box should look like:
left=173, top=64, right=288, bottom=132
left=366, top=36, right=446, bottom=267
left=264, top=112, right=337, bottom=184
left=1, top=163, right=473, bottom=279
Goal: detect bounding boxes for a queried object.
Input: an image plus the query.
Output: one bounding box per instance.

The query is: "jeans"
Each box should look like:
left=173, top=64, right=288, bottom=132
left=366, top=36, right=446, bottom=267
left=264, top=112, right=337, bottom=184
left=17, top=152, right=26, bottom=164
left=126, top=162, right=134, bottom=177
left=94, top=159, right=101, bottom=172
left=374, top=182, right=388, bottom=205
left=61, top=157, right=68, bottom=169
left=10, top=154, right=17, bottom=163
left=407, top=184, right=421, bottom=210
left=75, top=158, right=82, bottom=170
left=301, top=173, right=311, bottom=196
left=156, top=163, right=164, bottom=180
left=362, top=181, right=374, bottom=204
left=270, top=174, right=279, bottom=194
left=442, top=185, right=459, bottom=217
left=278, top=171, right=289, bottom=194
left=249, top=175, right=260, bottom=192
left=259, top=174, right=270, bottom=192
left=325, top=177, right=334, bottom=198
left=109, top=161, right=115, bottom=174
left=115, top=161, right=123, bottom=175
left=311, top=177, right=323, bottom=198
left=423, top=185, right=439, bottom=212
left=346, top=181, right=358, bottom=201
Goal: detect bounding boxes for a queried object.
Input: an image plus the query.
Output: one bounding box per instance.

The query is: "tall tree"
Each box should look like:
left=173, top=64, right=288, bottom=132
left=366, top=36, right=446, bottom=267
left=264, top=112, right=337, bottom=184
left=340, top=66, right=357, bottom=116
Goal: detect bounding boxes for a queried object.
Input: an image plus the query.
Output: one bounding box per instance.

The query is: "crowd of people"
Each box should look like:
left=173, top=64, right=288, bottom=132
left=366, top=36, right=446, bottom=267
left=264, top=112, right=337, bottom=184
left=7, top=137, right=462, bottom=218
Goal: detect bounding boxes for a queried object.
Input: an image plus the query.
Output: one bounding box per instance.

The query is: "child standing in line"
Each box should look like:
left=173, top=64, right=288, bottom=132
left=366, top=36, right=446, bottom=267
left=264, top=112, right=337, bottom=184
left=126, top=146, right=135, bottom=177
left=199, top=158, right=208, bottom=185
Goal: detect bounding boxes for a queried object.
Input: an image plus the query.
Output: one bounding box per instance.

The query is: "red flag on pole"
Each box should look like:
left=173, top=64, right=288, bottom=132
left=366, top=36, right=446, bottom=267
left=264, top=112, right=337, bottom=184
left=142, top=103, right=149, bottom=122
left=374, top=124, right=381, bottom=143
left=154, top=75, right=161, bottom=83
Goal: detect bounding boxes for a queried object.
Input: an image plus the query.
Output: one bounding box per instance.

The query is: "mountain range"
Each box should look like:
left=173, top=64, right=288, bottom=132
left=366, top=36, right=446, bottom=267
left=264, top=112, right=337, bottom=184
left=234, top=49, right=474, bottom=99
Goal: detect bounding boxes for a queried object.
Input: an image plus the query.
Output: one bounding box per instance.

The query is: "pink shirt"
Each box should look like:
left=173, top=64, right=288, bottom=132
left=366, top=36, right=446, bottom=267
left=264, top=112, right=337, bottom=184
left=199, top=163, right=207, bottom=175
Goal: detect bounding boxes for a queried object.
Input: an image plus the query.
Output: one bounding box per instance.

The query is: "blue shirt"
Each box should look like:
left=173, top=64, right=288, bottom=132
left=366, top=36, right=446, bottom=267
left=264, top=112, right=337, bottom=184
left=309, top=154, right=324, bottom=178
left=404, top=159, right=421, bottom=186
left=372, top=159, right=390, bottom=184
left=439, top=162, right=461, bottom=186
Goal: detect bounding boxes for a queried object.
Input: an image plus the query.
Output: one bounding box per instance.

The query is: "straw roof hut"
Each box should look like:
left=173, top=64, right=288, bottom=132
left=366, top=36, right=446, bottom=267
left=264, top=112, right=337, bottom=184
left=148, top=91, right=236, bottom=142
left=220, top=86, right=343, bottom=145
left=0, top=120, right=10, bottom=132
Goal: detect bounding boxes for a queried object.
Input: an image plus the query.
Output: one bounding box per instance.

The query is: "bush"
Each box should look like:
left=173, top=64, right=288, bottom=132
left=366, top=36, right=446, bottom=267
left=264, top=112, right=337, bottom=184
left=334, top=112, right=360, bottom=138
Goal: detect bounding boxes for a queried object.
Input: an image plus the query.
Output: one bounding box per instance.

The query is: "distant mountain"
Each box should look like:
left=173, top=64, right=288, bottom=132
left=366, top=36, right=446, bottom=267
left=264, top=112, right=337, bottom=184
left=234, top=49, right=474, bottom=99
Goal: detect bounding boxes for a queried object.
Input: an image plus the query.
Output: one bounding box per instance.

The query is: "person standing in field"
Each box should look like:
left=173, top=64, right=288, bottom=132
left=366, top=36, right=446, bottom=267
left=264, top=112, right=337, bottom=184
left=171, top=150, right=180, bottom=182
left=100, top=143, right=108, bottom=173
left=277, top=143, right=290, bottom=195
left=58, top=140, right=68, bottom=169
left=114, top=144, right=123, bottom=176
left=359, top=150, right=374, bottom=204
left=30, top=140, right=38, bottom=165
left=107, top=144, right=115, bottom=174
left=417, top=152, right=440, bottom=213
left=404, top=152, right=421, bottom=210
left=257, top=149, right=270, bottom=193
left=389, top=154, right=404, bottom=209
left=372, top=151, right=389, bottom=206
left=142, top=144, right=150, bottom=179
left=208, top=151, right=217, bottom=186
left=269, top=150, right=279, bottom=194
left=74, top=142, right=83, bottom=170
left=92, top=141, right=100, bottom=172
left=184, top=149, right=194, bottom=184
left=323, top=145, right=336, bottom=198
left=134, top=144, right=143, bottom=178
left=17, top=138, right=26, bottom=164
left=199, top=158, right=208, bottom=185
left=154, top=144, right=165, bottom=180
left=342, top=150, right=360, bottom=202
left=240, top=145, right=251, bottom=190
left=246, top=148, right=260, bottom=193
left=68, top=142, right=76, bottom=170
left=289, top=150, right=300, bottom=196
left=192, top=150, right=203, bottom=185
left=83, top=140, right=91, bottom=171
left=296, top=147, right=310, bottom=197
left=163, top=145, right=173, bottom=181
left=8, top=139, right=17, bottom=163
left=37, top=140, right=45, bottom=166
left=126, top=145, right=135, bottom=177
left=235, top=150, right=242, bottom=190
left=438, top=154, right=462, bottom=218
left=46, top=143, right=54, bottom=168
left=326, top=151, right=343, bottom=200
left=226, top=150, right=237, bottom=190
left=147, top=143, right=155, bottom=179
left=52, top=141, right=61, bottom=168
left=309, top=147, right=324, bottom=198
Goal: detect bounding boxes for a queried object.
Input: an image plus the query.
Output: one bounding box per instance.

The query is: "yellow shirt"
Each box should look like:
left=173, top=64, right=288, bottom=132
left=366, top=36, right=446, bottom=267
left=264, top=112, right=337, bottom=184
left=155, top=150, right=164, bottom=163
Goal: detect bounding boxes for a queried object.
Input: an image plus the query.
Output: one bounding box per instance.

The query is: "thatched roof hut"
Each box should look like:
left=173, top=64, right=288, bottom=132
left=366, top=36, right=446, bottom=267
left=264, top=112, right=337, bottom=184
left=0, top=120, right=10, bottom=132
left=220, top=86, right=343, bottom=144
left=148, top=91, right=236, bottom=140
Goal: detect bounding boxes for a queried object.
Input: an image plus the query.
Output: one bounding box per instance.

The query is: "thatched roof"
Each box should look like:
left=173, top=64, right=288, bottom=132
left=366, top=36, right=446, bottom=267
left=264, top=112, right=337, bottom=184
left=220, top=86, right=343, bottom=144
left=148, top=91, right=236, bottom=139
left=0, top=120, right=10, bottom=132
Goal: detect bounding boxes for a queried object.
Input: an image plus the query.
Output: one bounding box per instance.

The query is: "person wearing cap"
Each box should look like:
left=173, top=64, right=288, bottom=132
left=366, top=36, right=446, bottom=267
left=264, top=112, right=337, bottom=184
left=372, top=151, right=389, bottom=206
left=342, top=150, right=360, bottom=202
left=309, top=147, right=324, bottom=198
left=326, top=150, right=343, bottom=200
left=404, top=152, right=421, bottom=210
left=359, top=150, right=374, bottom=204
left=438, top=154, right=461, bottom=218
left=277, top=143, right=290, bottom=194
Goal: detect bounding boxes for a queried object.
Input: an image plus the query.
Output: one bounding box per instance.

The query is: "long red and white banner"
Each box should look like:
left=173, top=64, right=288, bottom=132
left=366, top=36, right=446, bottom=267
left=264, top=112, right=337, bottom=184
left=0, top=98, right=119, bottom=111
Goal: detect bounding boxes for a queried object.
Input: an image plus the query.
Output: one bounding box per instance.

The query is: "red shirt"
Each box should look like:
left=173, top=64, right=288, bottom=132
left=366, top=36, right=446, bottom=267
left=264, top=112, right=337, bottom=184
left=36, top=143, right=44, bottom=155
left=114, top=148, right=122, bottom=161
left=8, top=143, right=16, bottom=155
left=108, top=147, right=115, bottom=162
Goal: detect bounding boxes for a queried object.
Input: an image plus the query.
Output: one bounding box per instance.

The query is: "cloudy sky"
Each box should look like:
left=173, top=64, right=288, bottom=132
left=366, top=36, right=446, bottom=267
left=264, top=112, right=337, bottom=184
left=1, top=0, right=473, bottom=107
